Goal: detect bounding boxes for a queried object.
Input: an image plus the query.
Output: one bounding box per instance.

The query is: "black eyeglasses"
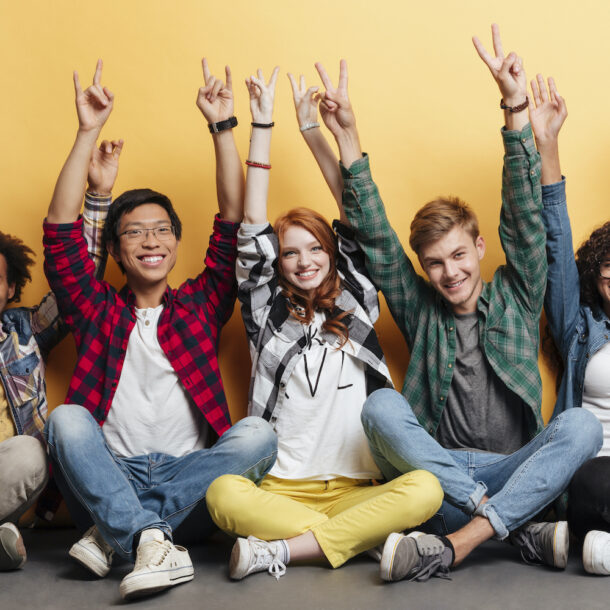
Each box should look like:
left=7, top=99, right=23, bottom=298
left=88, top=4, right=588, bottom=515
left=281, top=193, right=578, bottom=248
left=118, top=226, right=176, bottom=242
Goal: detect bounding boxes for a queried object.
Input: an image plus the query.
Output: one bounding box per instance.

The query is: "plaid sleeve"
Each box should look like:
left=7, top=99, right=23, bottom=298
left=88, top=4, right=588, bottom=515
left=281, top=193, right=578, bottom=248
left=30, top=292, right=64, bottom=357
left=82, top=191, right=111, bottom=280
left=333, top=220, right=380, bottom=323
left=341, top=154, right=430, bottom=345
left=236, top=222, right=278, bottom=344
left=182, top=214, right=240, bottom=330
left=43, top=218, right=101, bottom=334
left=498, top=124, right=546, bottom=319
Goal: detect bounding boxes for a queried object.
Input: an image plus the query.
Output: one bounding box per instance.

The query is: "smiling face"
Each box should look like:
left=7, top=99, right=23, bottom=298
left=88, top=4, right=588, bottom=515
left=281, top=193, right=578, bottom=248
left=279, top=225, right=331, bottom=296
left=418, top=225, right=486, bottom=315
left=108, top=203, right=178, bottom=305
left=0, top=254, right=16, bottom=314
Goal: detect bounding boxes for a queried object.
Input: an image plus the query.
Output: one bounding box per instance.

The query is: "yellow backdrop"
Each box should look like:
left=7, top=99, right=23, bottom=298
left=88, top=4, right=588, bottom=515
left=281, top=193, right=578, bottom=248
left=1, top=0, right=608, bottom=424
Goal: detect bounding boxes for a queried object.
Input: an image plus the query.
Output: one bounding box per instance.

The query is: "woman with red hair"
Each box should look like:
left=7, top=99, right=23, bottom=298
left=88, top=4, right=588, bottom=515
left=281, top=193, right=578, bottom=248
left=205, top=67, right=443, bottom=581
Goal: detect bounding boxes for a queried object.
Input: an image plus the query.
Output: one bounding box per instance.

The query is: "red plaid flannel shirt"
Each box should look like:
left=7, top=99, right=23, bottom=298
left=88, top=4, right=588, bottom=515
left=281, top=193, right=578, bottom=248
left=43, top=214, right=238, bottom=436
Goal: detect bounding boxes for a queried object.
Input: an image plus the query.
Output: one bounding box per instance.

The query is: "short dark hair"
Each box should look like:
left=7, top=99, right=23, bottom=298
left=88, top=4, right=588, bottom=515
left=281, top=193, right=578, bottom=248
left=0, top=231, right=35, bottom=304
left=102, top=189, right=183, bottom=272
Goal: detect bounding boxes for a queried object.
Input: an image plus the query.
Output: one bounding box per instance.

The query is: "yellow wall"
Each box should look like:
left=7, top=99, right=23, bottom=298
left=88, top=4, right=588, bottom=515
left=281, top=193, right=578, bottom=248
left=1, top=1, right=608, bottom=424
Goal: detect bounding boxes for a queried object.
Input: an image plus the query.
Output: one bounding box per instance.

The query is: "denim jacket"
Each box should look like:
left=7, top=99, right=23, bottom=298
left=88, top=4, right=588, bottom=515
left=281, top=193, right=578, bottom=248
left=542, top=179, right=610, bottom=419
left=0, top=194, right=110, bottom=442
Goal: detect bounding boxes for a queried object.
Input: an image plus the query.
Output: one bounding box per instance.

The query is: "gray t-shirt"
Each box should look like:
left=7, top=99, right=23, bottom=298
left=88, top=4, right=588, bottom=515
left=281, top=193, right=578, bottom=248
left=435, top=312, right=529, bottom=454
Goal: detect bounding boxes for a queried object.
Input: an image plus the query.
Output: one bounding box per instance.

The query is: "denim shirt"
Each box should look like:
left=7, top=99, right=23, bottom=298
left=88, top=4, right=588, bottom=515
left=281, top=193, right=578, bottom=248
left=542, top=179, right=610, bottom=419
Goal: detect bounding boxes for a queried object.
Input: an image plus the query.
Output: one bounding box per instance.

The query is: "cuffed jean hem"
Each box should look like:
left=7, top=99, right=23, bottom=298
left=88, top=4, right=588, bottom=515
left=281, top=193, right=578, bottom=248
left=466, top=482, right=488, bottom=516
left=474, top=501, right=509, bottom=540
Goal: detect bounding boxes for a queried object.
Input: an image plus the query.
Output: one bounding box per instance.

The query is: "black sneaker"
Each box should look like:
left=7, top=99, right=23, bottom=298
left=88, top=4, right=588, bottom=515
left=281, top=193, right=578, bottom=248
left=509, top=521, right=569, bottom=568
left=380, top=532, right=453, bottom=582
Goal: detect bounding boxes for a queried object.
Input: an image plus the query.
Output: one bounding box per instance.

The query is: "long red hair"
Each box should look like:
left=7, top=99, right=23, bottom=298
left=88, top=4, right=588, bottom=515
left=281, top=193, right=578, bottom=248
left=274, top=208, right=350, bottom=346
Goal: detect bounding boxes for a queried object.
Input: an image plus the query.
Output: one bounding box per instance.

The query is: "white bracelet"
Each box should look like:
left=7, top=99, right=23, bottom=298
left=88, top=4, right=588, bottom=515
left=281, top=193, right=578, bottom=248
left=300, top=122, right=320, bottom=132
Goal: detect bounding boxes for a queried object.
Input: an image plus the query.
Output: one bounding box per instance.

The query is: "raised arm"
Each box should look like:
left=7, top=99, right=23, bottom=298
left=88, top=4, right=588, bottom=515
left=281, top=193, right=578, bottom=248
left=529, top=75, right=567, bottom=185
left=196, top=58, right=244, bottom=222
left=287, top=72, right=344, bottom=219
left=48, top=60, right=116, bottom=224
left=242, top=67, right=279, bottom=225
left=473, top=24, right=529, bottom=132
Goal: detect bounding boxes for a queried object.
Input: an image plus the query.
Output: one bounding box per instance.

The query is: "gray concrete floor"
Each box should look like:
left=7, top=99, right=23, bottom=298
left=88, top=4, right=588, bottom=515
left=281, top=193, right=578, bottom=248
left=1, top=528, right=608, bottom=610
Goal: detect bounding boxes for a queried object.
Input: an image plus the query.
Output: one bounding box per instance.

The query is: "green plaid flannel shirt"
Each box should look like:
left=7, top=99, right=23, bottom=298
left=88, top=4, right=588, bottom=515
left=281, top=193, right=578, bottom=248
left=341, top=125, right=546, bottom=440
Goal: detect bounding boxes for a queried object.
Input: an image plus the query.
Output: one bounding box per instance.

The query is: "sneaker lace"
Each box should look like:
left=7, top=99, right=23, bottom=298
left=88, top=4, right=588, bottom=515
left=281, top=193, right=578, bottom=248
left=410, top=536, right=451, bottom=582
left=135, top=540, right=171, bottom=570
left=250, top=539, right=286, bottom=580
left=510, top=528, right=541, bottom=565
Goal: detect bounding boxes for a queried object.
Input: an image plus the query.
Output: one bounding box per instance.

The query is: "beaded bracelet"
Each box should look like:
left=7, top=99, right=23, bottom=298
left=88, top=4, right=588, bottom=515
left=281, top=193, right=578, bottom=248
left=299, top=122, right=320, bottom=132
left=246, top=160, right=272, bottom=170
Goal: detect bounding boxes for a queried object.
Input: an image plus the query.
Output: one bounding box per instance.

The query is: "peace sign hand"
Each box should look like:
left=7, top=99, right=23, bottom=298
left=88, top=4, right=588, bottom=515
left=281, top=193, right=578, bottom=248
left=245, top=67, right=280, bottom=124
left=473, top=24, right=527, bottom=105
left=74, top=59, right=114, bottom=133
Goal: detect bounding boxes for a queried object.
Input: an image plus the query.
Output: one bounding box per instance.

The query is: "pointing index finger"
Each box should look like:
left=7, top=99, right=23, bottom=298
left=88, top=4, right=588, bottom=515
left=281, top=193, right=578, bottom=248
left=93, top=59, right=103, bottom=85
left=338, top=59, right=348, bottom=90
left=225, top=65, right=232, bottom=91
left=491, top=23, right=504, bottom=59
left=202, top=58, right=211, bottom=84
left=315, top=62, right=334, bottom=91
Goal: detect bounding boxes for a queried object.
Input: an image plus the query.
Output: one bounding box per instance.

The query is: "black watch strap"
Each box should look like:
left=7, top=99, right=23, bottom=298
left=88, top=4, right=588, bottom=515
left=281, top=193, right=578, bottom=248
left=208, top=116, right=238, bottom=134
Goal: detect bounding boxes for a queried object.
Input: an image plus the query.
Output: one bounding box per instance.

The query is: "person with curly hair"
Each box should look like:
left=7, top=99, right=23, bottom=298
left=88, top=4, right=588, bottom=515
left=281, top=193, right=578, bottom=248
left=532, top=74, right=610, bottom=575
left=205, top=65, right=443, bottom=581
left=0, top=131, right=119, bottom=571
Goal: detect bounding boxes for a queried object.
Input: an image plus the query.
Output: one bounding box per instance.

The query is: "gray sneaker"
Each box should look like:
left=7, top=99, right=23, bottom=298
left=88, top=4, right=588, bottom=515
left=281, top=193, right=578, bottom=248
left=509, top=521, right=569, bottom=568
left=380, top=532, right=453, bottom=582
left=0, top=523, right=26, bottom=570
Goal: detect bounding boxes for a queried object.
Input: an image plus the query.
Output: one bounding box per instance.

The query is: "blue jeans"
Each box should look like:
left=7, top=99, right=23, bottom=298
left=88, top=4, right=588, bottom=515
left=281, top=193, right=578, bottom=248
left=361, top=389, right=602, bottom=539
left=45, top=404, right=277, bottom=561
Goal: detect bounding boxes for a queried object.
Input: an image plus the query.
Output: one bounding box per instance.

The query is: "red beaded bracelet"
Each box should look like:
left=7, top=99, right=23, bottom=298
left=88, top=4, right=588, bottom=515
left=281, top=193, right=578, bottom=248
left=245, top=160, right=272, bottom=170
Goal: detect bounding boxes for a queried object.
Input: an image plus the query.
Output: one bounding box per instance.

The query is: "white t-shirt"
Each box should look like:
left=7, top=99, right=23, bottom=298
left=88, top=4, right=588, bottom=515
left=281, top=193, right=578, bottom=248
left=103, top=305, right=209, bottom=458
left=270, top=313, right=382, bottom=481
left=582, top=342, right=610, bottom=457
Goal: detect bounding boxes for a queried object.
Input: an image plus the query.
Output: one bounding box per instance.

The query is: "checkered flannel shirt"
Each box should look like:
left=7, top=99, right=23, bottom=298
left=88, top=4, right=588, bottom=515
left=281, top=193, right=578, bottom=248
left=43, top=213, right=239, bottom=436
left=0, top=193, right=110, bottom=441
left=341, top=125, right=546, bottom=438
left=237, top=221, right=393, bottom=426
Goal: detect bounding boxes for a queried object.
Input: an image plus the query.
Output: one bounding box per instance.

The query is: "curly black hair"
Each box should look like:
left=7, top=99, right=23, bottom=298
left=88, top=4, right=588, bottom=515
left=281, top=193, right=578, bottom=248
left=575, top=221, right=610, bottom=310
left=0, top=231, right=35, bottom=304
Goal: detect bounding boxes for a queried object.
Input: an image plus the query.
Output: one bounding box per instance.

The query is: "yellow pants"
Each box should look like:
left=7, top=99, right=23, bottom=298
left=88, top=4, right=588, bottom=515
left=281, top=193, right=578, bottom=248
left=206, top=470, right=442, bottom=568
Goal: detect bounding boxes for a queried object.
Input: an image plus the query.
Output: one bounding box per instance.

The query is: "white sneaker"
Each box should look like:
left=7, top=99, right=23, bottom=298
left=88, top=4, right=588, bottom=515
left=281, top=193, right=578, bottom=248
left=119, top=539, right=194, bottom=599
left=0, top=523, right=26, bottom=570
left=230, top=536, right=288, bottom=581
left=69, top=525, right=114, bottom=577
left=583, top=530, right=610, bottom=575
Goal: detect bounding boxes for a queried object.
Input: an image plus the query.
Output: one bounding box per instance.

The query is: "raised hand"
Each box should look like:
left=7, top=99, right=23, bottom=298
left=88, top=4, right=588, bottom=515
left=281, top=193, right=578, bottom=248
left=245, top=67, right=280, bottom=124
left=196, top=58, right=234, bottom=124
left=74, top=59, right=114, bottom=133
left=314, top=59, right=356, bottom=137
left=473, top=24, right=527, bottom=106
left=88, top=139, right=124, bottom=196
left=529, top=75, right=567, bottom=145
left=287, top=73, right=320, bottom=128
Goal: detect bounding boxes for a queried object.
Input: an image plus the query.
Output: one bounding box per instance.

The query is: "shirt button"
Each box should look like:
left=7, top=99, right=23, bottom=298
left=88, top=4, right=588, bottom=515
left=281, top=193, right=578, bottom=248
left=448, top=363, right=452, bottom=368
left=440, top=396, right=444, bottom=401
left=280, top=382, right=285, bottom=388
left=521, top=137, right=527, bottom=143
left=145, top=320, right=150, bottom=326
left=449, top=327, right=454, bottom=332
left=530, top=170, right=535, bottom=176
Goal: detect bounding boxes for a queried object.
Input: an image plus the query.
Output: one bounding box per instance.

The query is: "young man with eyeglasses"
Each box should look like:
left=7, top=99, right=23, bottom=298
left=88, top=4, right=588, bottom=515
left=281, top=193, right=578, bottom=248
left=42, top=59, right=277, bottom=601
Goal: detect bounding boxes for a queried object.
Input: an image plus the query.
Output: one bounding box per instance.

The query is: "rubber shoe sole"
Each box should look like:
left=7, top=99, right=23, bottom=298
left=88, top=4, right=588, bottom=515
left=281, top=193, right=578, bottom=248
left=552, top=522, right=569, bottom=569
left=380, top=532, right=405, bottom=581
left=583, top=530, right=610, bottom=575
left=69, top=540, right=112, bottom=578
left=120, top=565, right=194, bottom=599
left=0, top=523, right=26, bottom=570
